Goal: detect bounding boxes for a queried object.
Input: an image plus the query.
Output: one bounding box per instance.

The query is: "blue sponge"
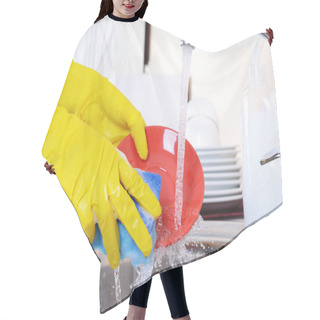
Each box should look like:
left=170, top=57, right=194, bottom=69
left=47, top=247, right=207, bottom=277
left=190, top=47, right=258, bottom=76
left=92, top=169, right=161, bottom=269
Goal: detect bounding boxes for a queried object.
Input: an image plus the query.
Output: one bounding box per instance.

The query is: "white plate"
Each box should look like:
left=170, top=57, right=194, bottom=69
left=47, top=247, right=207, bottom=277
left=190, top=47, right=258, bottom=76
left=204, top=187, right=242, bottom=197
left=200, top=157, right=239, bottom=166
left=195, top=145, right=240, bottom=154
left=203, top=164, right=242, bottom=173
left=196, top=144, right=239, bottom=152
left=202, top=194, right=243, bottom=203
left=205, top=179, right=241, bottom=191
left=197, top=149, right=238, bottom=159
left=204, top=172, right=241, bottom=180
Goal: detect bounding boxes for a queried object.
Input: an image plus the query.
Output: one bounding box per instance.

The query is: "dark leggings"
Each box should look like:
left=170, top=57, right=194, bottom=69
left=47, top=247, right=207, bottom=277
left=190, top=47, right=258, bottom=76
left=129, top=266, right=189, bottom=319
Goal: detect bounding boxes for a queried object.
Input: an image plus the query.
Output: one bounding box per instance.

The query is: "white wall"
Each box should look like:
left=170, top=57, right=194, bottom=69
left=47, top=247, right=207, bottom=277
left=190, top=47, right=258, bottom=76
left=0, top=0, right=319, bottom=319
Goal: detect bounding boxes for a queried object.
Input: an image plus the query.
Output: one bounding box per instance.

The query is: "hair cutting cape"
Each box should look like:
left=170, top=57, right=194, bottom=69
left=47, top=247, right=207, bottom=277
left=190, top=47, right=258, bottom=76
left=42, top=13, right=283, bottom=313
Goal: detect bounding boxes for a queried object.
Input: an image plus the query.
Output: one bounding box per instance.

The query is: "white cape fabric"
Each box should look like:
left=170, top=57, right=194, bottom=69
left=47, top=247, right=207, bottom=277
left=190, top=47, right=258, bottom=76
left=69, top=14, right=282, bottom=313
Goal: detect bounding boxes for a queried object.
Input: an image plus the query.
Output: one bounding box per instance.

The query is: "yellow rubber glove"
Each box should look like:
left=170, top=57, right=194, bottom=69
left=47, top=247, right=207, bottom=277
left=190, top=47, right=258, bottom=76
left=58, top=60, right=148, bottom=159
left=42, top=106, right=161, bottom=269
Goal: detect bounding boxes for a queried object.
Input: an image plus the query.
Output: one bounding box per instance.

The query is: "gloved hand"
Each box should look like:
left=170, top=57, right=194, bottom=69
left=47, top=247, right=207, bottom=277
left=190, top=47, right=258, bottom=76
left=57, top=60, right=148, bottom=159
left=42, top=106, right=161, bottom=269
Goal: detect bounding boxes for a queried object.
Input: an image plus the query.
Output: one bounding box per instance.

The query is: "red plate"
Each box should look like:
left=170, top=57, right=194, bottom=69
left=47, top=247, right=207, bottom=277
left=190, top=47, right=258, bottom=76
left=118, top=126, right=204, bottom=248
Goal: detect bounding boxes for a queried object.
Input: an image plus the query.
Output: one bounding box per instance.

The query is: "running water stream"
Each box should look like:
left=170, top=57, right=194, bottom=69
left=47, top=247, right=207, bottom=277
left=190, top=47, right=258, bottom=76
left=113, top=266, right=121, bottom=304
left=174, top=42, right=194, bottom=230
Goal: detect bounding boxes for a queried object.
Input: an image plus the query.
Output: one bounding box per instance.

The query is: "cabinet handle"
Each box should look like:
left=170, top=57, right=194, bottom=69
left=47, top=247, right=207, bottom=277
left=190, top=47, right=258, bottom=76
left=260, top=152, right=281, bottom=166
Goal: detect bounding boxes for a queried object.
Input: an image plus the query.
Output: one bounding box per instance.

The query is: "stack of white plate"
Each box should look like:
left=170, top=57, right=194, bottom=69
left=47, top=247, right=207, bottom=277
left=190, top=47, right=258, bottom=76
left=196, top=145, right=244, bottom=219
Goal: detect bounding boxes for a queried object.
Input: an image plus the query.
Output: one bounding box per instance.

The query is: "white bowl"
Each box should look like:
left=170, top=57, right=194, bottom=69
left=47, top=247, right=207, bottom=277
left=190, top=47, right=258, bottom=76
left=186, top=98, right=220, bottom=149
